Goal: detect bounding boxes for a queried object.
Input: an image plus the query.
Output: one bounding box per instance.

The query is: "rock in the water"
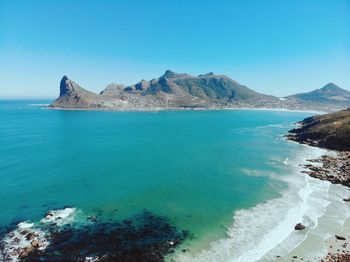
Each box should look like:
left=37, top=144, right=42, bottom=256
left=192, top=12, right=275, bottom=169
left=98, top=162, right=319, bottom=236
left=18, top=246, right=34, bottom=259
left=88, top=215, right=98, bottom=222
left=30, top=239, right=42, bottom=248
left=26, top=232, right=38, bottom=240
left=45, top=211, right=54, bottom=218
left=294, top=223, right=306, bottom=230
left=335, top=235, right=346, bottom=240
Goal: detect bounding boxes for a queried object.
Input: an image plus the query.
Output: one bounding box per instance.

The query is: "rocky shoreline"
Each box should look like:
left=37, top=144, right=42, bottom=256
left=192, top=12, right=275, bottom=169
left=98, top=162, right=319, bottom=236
left=300, top=151, right=350, bottom=188
left=282, top=146, right=350, bottom=262
left=286, top=109, right=350, bottom=188
left=286, top=109, right=350, bottom=261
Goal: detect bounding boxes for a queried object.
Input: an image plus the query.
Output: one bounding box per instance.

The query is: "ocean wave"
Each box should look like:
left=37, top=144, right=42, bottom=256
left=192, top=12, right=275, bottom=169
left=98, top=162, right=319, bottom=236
left=28, top=103, right=50, bottom=107
left=40, top=207, right=76, bottom=226
left=256, top=124, right=285, bottom=129
left=176, top=145, right=332, bottom=262
left=240, top=168, right=271, bottom=177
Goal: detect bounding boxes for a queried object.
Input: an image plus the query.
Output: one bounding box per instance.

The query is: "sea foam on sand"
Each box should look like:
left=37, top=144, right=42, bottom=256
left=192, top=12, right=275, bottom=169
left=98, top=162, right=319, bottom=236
left=177, top=145, right=349, bottom=262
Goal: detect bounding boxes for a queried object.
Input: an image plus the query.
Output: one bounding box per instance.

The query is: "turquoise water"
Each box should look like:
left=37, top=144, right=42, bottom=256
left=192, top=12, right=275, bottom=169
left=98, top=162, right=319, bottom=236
left=0, top=100, right=313, bottom=253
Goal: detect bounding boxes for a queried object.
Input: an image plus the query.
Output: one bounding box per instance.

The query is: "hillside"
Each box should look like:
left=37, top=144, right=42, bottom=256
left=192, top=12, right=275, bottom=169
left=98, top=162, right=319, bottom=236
left=50, top=72, right=350, bottom=111
left=50, top=71, right=279, bottom=110
left=285, top=83, right=350, bottom=107
left=287, top=109, right=350, bottom=151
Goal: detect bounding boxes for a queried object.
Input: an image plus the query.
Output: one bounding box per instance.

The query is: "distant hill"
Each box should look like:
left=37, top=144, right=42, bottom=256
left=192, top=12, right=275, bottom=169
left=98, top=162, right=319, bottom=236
left=50, top=71, right=279, bottom=110
left=50, top=72, right=350, bottom=111
left=285, top=83, right=350, bottom=106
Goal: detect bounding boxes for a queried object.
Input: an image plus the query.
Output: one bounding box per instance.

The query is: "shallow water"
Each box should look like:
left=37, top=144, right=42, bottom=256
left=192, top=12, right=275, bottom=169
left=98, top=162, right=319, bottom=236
left=0, top=100, right=317, bottom=260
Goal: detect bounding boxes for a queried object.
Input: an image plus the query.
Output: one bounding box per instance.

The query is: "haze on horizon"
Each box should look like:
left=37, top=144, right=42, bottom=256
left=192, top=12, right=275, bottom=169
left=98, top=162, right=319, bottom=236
left=0, top=0, right=349, bottom=99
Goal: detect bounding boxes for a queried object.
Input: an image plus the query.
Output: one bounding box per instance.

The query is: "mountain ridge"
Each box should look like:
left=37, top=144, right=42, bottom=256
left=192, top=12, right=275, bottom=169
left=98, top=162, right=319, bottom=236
left=50, top=71, right=349, bottom=111
left=285, top=83, right=350, bottom=105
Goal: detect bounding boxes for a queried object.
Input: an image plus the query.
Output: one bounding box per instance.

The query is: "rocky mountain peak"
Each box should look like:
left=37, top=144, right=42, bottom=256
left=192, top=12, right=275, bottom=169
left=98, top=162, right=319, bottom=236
left=320, top=83, right=344, bottom=92
left=162, top=70, right=177, bottom=78
left=59, top=75, right=73, bottom=97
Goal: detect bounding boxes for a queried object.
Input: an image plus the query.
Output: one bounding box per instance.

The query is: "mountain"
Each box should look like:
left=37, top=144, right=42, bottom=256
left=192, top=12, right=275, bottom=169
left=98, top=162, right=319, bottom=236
left=50, top=71, right=279, bottom=110
left=285, top=83, right=350, bottom=107
left=287, top=109, right=350, bottom=151
left=50, top=72, right=350, bottom=111
left=51, top=76, right=100, bottom=108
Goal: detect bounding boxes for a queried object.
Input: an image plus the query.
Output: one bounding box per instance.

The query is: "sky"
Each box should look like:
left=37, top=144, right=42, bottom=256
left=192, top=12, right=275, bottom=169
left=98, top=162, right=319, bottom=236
left=0, top=0, right=349, bottom=98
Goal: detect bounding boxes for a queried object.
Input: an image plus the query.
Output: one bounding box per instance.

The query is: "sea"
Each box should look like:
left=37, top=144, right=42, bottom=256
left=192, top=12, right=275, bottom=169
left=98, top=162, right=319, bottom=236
left=0, top=100, right=349, bottom=261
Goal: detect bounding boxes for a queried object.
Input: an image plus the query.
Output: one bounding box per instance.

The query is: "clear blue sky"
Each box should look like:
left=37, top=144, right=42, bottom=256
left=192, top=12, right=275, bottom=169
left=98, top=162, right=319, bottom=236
left=1, top=0, right=349, bottom=98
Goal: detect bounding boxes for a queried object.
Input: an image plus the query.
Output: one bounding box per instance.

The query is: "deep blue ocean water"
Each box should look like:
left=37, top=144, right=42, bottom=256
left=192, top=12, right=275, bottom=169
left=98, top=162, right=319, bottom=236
left=0, top=100, right=314, bottom=256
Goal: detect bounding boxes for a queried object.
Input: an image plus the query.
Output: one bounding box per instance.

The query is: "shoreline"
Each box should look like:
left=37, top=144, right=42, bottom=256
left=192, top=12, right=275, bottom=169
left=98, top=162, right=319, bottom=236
left=47, top=105, right=326, bottom=115
left=174, top=144, right=336, bottom=261
left=284, top=130, right=350, bottom=261
left=301, top=151, right=350, bottom=188
left=175, top=136, right=350, bottom=261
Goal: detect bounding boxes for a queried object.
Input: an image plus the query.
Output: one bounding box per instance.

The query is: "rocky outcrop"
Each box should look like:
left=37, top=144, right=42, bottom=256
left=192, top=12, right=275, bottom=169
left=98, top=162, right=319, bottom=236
left=99, top=83, right=125, bottom=96
left=50, top=76, right=100, bottom=108
left=287, top=109, right=350, bottom=187
left=300, top=152, right=350, bottom=187
left=294, top=223, right=306, bottom=230
left=287, top=109, right=350, bottom=151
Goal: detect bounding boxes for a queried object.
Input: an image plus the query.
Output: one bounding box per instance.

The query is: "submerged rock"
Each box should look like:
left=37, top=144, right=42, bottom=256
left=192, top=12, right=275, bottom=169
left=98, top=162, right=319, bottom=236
left=26, top=232, right=38, bottom=241
left=1, top=209, right=190, bottom=262
left=30, top=239, right=43, bottom=248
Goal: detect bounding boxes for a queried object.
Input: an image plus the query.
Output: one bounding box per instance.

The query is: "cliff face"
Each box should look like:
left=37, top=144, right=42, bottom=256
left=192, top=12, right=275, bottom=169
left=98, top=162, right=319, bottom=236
left=51, top=76, right=100, bottom=108
left=287, top=109, right=350, bottom=151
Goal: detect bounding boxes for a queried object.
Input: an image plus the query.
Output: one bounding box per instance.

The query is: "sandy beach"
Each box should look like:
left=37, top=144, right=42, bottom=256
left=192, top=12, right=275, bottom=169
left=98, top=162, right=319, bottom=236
left=272, top=146, right=350, bottom=261
left=275, top=182, right=350, bottom=261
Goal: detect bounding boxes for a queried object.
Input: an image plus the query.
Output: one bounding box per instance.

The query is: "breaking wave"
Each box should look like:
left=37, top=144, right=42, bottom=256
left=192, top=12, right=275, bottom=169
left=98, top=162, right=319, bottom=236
left=176, top=146, right=334, bottom=262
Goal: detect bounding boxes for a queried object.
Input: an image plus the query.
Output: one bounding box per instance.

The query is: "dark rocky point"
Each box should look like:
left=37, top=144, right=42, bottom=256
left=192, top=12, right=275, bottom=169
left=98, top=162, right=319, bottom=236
left=294, top=223, right=306, bottom=230
left=287, top=109, right=350, bottom=187
left=335, top=235, right=346, bottom=241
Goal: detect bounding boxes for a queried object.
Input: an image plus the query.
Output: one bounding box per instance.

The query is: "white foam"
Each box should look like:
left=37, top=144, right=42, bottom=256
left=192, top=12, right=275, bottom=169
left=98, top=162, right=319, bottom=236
left=17, top=221, right=34, bottom=229
left=85, top=256, right=99, bottom=262
left=1, top=222, right=49, bottom=261
left=1, top=207, right=77, bottom=261
left=28, top=103, right=50, bottom=106
left=40, top=207, right=76, bottom=226
left=176, top=145, right=332, bottom=262
left=256, top=124, right=285, bottom=129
